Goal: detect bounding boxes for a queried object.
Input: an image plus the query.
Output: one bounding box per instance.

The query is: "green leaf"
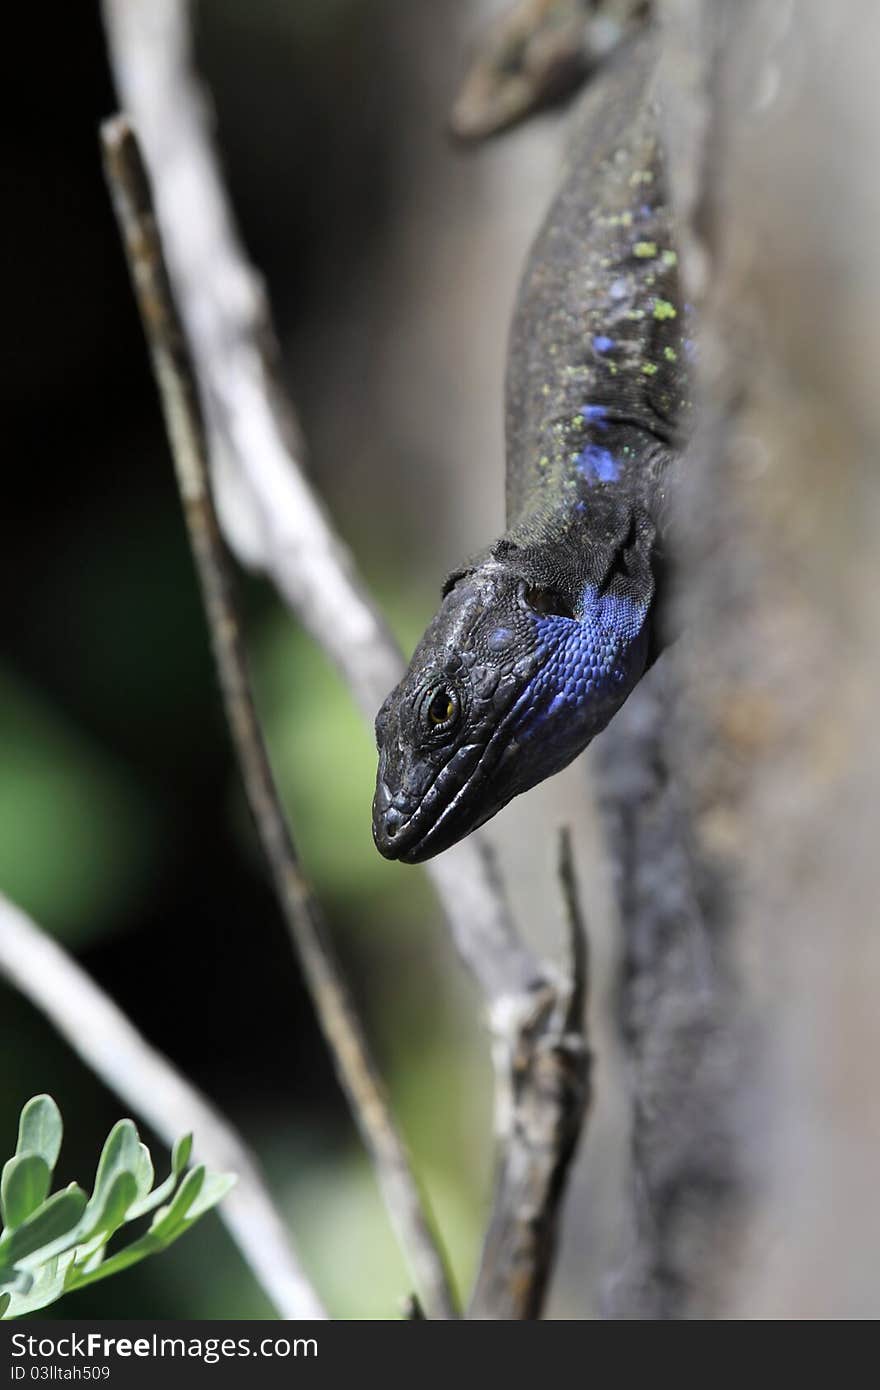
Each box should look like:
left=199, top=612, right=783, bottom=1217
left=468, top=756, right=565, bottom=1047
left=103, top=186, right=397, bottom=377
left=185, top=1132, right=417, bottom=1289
left=64, top=1228, right=163, bottom=1292
left=126, top=1167, right=178, bottom=1222
left=172, top=1134, right=192, bottom=1175
left=133, top=1143, right=154, bottom=1200
left=0, top=1185, right=87, bottom=1264
left=78, top=1246, right=104, bottom=1276
left=0, top=1101, right=235, bottom=1317
left=16, top=1095, right=62, bottom=1174
left=180, top=1170, right=236, bottom=1223
left=63, top=1165, right=235, bottom=1298
left=1, top=1253, right=74, bottom=1320
left=123, top=1131, right=195, bottom=1222
left=0, top=1266, right=33, bottom=1294
left=149, top=1165, right=206, bottom=1242
left=1, top=1154, right=51, bottom=1231
left=89, top=1120, right=142, bottom=1209
left=75, top=1171, right=138, bottom=1254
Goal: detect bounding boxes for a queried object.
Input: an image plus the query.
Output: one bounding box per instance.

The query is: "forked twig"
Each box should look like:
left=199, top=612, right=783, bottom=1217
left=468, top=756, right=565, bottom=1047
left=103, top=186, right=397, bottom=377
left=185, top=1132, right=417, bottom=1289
left=468, top=829, right=590, bottom=1318
left=101, top=0, right=592, bottom=1317
left=100, top=0, right=535, bottom=1005
left=101, top=116, right=457, bottom=1321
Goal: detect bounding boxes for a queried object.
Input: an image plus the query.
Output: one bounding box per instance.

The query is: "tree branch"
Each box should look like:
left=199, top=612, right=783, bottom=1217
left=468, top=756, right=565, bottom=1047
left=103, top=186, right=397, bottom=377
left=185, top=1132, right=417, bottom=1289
left=100, top=116, right=457, bottom=1322
left=591, top=3, right=743, bottom=1317
left=594, top=670, right=741, bottom=1318
left=100, top=0, right=591, bottom=1317
left=100, top=0, right=536, bottom=1004
left=468, top=829, right=590, bottom=1318
left=0, top=892, right=326, bottom=1321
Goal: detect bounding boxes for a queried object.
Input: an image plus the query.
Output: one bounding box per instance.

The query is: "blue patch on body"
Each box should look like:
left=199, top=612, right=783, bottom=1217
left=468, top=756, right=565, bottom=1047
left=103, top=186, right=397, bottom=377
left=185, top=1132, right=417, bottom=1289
left=580, top=403, right=609, bottom=428
left=514, top=587, right=649, bottom=751
left=575, top=444, right=619, bottom=484
left=592, top=335, right=615, bottom=354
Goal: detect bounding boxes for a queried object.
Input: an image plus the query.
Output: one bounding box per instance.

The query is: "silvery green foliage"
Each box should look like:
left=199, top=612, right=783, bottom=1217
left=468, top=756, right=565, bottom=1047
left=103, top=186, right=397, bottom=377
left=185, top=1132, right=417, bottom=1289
left=0, top=1095, right=235, bottom=1317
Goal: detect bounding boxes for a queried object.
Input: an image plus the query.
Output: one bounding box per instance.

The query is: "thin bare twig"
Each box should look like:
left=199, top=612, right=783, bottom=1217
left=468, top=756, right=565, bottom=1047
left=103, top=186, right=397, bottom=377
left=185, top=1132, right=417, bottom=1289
left=100, top=117, right=457, bottom=1321
left=100, top=0, right=591, bottom=1317
left=557, top=827, right=590, bottom=1036
left=100, top=0, right=536, bottom=1005
left=468, top=829, right=590, bottom=1318
left=0, top=892, right=326, bottom=1320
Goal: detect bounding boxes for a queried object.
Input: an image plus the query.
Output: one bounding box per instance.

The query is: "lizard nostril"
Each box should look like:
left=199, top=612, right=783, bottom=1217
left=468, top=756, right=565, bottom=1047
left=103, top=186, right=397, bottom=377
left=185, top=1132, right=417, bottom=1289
left=383, top=807, right=402, bottom=839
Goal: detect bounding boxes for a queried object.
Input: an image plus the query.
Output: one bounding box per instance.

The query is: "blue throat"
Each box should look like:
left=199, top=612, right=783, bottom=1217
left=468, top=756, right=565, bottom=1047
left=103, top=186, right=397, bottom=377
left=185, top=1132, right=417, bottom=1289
left=519, top=587, right=650, bottom=748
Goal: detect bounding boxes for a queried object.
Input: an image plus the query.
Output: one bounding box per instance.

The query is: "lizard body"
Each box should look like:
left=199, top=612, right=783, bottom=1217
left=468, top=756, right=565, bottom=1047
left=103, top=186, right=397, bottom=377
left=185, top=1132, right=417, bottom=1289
left=373, top=32, right=689, bottom=863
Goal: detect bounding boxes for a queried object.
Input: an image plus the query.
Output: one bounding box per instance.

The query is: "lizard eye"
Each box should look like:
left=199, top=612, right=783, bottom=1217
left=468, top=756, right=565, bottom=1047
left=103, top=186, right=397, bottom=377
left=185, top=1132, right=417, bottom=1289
left=422, top=685, right=460, bottom=732
left=519, top=583, right=574, bottom=618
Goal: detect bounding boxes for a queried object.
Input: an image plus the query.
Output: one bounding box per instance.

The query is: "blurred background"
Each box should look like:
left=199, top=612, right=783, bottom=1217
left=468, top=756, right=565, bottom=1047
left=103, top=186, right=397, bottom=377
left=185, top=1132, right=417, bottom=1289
left=1, top=0, right=626, bottom=1318
left=6, top=0, right=880, bottom=1322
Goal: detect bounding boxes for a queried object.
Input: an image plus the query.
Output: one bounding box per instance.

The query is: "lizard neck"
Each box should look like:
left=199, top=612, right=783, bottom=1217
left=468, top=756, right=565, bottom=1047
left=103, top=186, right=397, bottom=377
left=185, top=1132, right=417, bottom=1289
left=494, top=485, right=657, bottom=633
left=372, top=28, right=688, bottom=864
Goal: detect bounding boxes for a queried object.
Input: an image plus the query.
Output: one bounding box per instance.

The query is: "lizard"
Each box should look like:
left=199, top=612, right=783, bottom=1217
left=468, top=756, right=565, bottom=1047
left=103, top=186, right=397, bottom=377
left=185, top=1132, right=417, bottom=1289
left=373, top=25, right=690, bottom=864
left=450, top=0, right=652, bottom=143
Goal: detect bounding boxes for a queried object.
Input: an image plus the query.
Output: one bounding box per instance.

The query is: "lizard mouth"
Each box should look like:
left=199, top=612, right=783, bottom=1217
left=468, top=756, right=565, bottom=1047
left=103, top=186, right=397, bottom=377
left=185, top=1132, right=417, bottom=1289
left=373, top=679, right=546, bottom=863
left=372, top=741, right=488, bottom=863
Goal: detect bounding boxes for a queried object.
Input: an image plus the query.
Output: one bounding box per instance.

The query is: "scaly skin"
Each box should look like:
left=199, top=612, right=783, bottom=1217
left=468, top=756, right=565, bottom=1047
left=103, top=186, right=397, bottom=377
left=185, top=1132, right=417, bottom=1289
left=373, top=33, right=690, bottom=863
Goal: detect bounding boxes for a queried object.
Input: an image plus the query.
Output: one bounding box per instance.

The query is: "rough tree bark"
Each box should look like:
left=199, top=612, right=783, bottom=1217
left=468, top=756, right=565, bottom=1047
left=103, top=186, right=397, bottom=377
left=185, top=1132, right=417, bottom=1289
left=599, top=0, right=880, bottom=1318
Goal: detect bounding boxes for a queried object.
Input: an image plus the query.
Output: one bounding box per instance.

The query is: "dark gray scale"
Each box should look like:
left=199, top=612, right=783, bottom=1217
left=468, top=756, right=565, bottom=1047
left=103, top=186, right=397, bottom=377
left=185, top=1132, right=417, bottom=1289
left=505, top=33, right=688, bottom=530
left=371, top=29, right=690, bottom=864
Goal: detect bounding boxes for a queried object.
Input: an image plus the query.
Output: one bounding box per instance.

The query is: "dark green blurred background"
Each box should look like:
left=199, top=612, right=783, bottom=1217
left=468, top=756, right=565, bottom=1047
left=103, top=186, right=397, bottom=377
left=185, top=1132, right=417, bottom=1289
left=1, top=0, right=524, bottom=1318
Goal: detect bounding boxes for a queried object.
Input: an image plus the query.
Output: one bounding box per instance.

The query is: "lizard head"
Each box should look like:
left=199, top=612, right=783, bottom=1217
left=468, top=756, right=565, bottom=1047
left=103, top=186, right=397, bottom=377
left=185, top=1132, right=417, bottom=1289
left=373, top=510, right=654, bottom=862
